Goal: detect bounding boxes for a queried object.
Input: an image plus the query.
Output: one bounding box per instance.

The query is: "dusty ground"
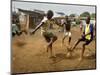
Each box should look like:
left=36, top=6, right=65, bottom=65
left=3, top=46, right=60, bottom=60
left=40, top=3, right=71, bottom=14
left=12, top=26, right=96, bottom=74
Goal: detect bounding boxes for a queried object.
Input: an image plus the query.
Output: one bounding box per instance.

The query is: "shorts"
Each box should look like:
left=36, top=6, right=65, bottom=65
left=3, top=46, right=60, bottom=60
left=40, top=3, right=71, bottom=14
left=64, top=31, right=71, bottom=37
left=43, top=32, right=56, bottom=42
left=80, top=37, right=92, bottom=45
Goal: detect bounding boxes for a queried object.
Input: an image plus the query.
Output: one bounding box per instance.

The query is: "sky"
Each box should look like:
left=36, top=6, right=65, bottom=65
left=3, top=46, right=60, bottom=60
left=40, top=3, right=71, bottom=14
left=12, top=1, right=96, bottom=17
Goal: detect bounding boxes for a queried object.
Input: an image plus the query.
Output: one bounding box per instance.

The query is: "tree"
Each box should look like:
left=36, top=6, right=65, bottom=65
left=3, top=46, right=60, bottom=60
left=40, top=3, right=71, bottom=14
left=69, top=14, right=76, bottom=17
left=80, top=12, right=90, bottom=17
left=91, top=13, right=96, bottom=19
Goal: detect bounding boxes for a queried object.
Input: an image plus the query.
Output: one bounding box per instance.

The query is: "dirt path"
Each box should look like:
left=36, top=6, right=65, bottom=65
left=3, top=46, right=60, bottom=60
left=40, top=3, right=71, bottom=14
left=12, top=26, right=96, bottom=74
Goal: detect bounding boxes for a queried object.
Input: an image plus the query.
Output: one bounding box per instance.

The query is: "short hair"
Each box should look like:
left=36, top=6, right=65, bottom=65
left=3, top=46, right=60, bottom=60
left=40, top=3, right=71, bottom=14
left=47, top=10, right=54, bottom=19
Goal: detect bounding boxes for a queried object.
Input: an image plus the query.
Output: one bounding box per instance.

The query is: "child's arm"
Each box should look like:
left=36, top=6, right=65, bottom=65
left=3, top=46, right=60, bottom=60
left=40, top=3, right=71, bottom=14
left=31, top=22, right=44, bottom=34
left=31, top=16, right=47, bottom=34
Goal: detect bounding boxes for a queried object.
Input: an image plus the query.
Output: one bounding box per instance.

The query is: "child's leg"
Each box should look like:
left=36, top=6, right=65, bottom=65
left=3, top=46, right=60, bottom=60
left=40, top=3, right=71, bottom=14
left=79, top=40, right=92, bottom=60
left=62, top=35, right=67, bottom=45
left=68, top=37, right=71, bottom=45
left=43, top=32, right=57, bottom=57
left=79, top=43, right=85, bottom=60
left=48, top=36, right=57, bottom=57
left=46, top=38, right=53, bottom=57
left=49, top=43, right=53, bottom=57
left=46, top=45, right=49, bottom=52
left=46, top=38, right=52, bottom=52
left=62, top=32, right=68, bottom=46
left=68, top=32, right=71, bottom=46
left=71, top=38, right=84, bottom=51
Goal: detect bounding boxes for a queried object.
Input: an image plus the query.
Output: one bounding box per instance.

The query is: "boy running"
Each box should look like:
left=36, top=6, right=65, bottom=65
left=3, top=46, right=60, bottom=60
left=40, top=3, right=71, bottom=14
left=62, top=15, right=72, bottom=48
left=31, top=10, right=57, bottom=58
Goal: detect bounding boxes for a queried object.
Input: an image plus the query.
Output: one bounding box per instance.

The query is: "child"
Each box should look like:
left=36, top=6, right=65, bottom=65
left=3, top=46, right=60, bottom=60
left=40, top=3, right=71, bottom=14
left=31, top=10, right=57, bottom=58
left=80, top=20, right=83, bottom=32
left=12, top=16, right=21, bottom=37
left=19, top=12, right=28, bottom=35
left=62, top=15, right=72, bottom=48
left=71, top=16, right=94, bottom=60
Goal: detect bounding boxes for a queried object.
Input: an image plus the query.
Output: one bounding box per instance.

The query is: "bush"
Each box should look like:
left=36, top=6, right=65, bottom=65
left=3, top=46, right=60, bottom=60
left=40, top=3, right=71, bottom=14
left=76, top=19, right=80, bottom=25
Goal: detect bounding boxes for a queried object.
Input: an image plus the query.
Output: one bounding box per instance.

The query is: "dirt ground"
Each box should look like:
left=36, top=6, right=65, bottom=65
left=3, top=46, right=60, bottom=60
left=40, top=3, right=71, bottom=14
left=12, top=25, right=96, bottom=74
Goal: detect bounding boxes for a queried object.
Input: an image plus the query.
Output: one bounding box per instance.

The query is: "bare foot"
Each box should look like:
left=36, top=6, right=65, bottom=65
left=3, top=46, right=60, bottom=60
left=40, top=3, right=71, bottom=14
left=49, top=55, right=56, bottom=58
left=78, top=57, right=83, bottom=61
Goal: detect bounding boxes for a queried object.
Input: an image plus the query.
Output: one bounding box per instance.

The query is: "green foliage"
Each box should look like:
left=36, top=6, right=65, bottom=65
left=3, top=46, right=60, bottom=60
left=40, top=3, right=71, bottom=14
left=69, top=14, right=76, bottom=17
left=91, top=13, right=96, bottom=19
left=80, top=12, right=90, bottom=17
left=75, top=19, right=80, bottom=25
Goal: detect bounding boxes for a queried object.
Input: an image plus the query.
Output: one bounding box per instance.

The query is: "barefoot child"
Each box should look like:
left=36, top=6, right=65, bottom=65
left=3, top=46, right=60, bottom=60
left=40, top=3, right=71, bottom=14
left=62, top=15, right=72, bottom=48
left=71, top=16, right=94, bottom=60
left=31, top=10, right=57, bottom=58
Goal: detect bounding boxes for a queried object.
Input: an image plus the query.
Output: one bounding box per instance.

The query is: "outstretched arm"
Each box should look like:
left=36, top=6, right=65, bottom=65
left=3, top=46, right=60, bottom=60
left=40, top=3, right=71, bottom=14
left=31, top=22, right=44, bottom=34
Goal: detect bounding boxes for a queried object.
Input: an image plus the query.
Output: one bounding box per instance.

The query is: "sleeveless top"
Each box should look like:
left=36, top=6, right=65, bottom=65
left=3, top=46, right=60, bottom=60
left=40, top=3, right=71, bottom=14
left=41, top=17, right=54, bottom=35
left=84, top=23, right=94, bottom=40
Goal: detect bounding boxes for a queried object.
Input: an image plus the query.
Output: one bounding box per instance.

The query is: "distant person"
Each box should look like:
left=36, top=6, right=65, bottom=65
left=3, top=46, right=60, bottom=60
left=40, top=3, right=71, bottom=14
left=58, top=19, right=65, bottom=32
left=31, top=10, right=57, bottom=58
left=19, top=12, right=28, bottom=35
left=80, top=20, right=83, bottom=32
left=61, top=19, right=65, bottom=32
left=71, top=16, right=94, bottom=60
left=12, top=18, right=21, bottom=37
left=62, top=15, right=72, bottom=48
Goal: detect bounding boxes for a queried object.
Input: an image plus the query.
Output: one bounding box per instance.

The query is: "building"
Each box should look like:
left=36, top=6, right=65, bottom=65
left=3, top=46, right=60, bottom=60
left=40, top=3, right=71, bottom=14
left=18, top=8, right=45, bottom=30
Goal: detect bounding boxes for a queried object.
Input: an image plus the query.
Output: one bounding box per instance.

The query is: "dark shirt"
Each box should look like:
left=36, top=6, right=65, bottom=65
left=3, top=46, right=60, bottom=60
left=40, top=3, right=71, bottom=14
left=63, top=20, right=71, bottom=31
